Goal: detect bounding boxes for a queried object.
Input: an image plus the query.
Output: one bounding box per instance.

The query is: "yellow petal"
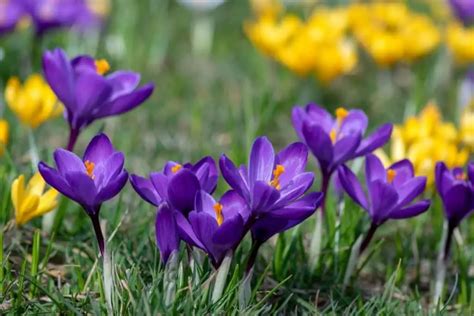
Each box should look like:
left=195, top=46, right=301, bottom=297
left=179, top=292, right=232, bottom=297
left=5, top=77, right=20, bottom=109
left=17, top=195, right=40, bottom=226
left=36, top=189, right=59, bottom=217
left=11, top=175, right=25, bottom=219
left=27, top=172, right=46, bottom=196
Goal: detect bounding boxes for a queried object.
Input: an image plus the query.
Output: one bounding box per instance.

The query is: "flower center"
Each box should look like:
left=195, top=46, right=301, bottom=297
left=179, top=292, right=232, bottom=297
left=387, top=169, right=397, bottom=184
left=330, top=107, right=349, bottom=144
left=84, top=160, right=95, bottom=179
left=270, top=164, right=285, bottom=190
left=95, top=59, right=110, bottom=75
left=455, top=172, right=466, bottom=181
left=171, top=164, right=182, bottom=174
left=213, top=202, right=224, bottom=226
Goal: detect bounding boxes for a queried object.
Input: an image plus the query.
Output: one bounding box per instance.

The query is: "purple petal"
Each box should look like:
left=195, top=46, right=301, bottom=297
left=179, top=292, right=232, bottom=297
left=167, top=169, right=201, bottom=214
left=219, top=155, right=250, bottom=201
left=276, top=172, right=314, bottom=207
left=83, top=133, right=115, bottom=163
left=468, top=163, right=474, bottom=186
left=74, top=71, right=112, bottom=115
left=106, top=71, right=141, bottom=100
left=389, top=159, right=414, bottom=187
left=54, top=148, right=85, bottom=176
left=355, top=123, right=393, bottom=157
left=251, top=181, right=281, bottom=214
left=305, top=104, right=334, bottom=134
left=396, top=177, right=427, bottom=207
left=94, top=83, right=154, bottom=119
left=270, top=192, right=323, bottom=219
left=368, top=180, right=399, bottom=224
left=435, top=162, right=450, bottom=198
left=191, top=156, right=218, bottom=194
left=38, top=162, right=77, bottom=200
left=337, top=165, right=368, bottom=209
left=249, top=136, right=275, bottom=187
left=155, top=204, right=180, bottom=264
left=96, top=171, right=128, bottom=203
left=175, top=211, right=205, bottom=249
left=64, top=171, right=97, bottom=209
left=130, top=174, right=160, bottom=206
left=42, top=48, right=75, bottom=110
left=302, top=123, right=334, bottom=174
left=333, top=134, right=362, bottom=166
left=442, top=183, right=474, bottom=224
left=339, top=110, right=368, bottom=136
left=220, top=190, right=250, bottom=222
left=365, top=154, right=386, bottom=183
left=189, top=211, right=219, bottom=258
left=213, top=214, right=245, bottom=248
left=194, top=190, right=217, bottom=218
left=276, top=142, right=308, bottom=188
left=389, top=200, right=431, bottom=220
left=291, top=106, right=307, bottom=141
left=71, top=56, right=96, bottom=73
left=150, top=172, right=169, bottom=201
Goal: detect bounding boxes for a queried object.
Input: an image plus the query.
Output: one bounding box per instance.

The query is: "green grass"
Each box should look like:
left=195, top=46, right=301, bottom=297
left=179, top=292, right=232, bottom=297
left=0, top=0, right=473, bottom=314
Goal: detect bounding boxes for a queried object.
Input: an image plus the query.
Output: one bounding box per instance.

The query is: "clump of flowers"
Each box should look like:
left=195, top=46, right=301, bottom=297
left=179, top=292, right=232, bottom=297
left=376, top=103, right=469, bottom=187
left=0, top=120, right=9, bottom=156
left=5, top=74, right=63, bottom=129
left=245, top=6, right=357, bottom=83
left=446, top=22, right=474, bottom=65
left=349, top=2, right=440, bottom=67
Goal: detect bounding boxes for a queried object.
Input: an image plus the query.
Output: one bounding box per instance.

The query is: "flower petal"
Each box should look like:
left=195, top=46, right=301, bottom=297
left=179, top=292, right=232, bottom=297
left=365, top=154, right=386, bottom=183
left=276, top=142, right=308, bottom=188
left=355, top=123, right=393, bottom=157
left=339, top=110, right=368, bottom=136
left=276, top=172, right=314, bottom=208
left=83, top=133, right=115, bottom=163
left=251, top=181, right=280, bottom=214
left=337, top=165, right=368, bottom=209
left=389, top=200, right=431, bottom=220
left=175, top=211, right=205, bottom=249
left=167, top=169, right=201, bottom=214
left=302, top=123, right=334, bottom=174
left=333, top=133, right=361, bottom=166
left=368, top=180, right=399, bottom=224
left=248, top=136, right=275, bottom=187
left=130, top=174, right=160, bottom=206
left=155, top=204, right=180, bottom=264
left=38, top=162, right=77, bottom=201
left=191, top=156, right=218, bottom=194
left=442, top=183, right=474, bottom=225
left=389, top=159, right=414, bottom=187
left=64, top=171, right=97, bottom=209
left=54, top=148, right=86, bottom=176
left=219, top=155, right=250, bottom=201
left=96, top=171, right=128, bottom=203
left=396, top=176, right=427, bottom=207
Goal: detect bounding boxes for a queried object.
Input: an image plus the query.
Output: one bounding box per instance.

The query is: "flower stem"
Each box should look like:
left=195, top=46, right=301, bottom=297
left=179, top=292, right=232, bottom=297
left=101, top=219, right=113, bottom=315
left=433, top=220, right=455, bottom=306
left=89, top=212, right=105, bottom=257
left=212, top=250, right=233, bottom=303
left=66, top=128, right=80, bottom=152
left=358, top=222, right=379, bottom=256
left=27, top=128, right=39, bottom=171
left=164, top=251, right=179, bottom=307
left=241, top=242, right=260, bottom=309
left=245, top=241, right=262, bottom=275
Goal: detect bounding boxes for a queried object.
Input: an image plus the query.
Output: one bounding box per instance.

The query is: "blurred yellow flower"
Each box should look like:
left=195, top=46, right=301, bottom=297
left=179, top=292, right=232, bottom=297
left=376, top=103, right=469, bottom=186
left=460, top=110, right=474, bottom=150
left=0, top=119, right=9, bottom=156
left=249, top=0, right=282, bottom=19
left=5, top=74, right=63, bottom=129
left=246, top=6, right=357, bottom=83
left=12, top=173, right=59, bottom=226
left=349, top=3, right=440, bottom=67
left=446, top=22, right=474, bottom=65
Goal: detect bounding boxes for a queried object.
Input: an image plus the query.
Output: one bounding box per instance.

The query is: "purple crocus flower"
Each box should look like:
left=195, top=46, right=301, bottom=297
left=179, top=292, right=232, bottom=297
left=338, top=154, right=430, bottom=254
left=220, top=136, right=323, bottom=270
left=130, top=157, right=218, bottom=263
left=20, top=0, right=102, bottom=36
left=0, top=1, right=24, bottom=35
left=292, top=104, right=393, bottom=212
left=42, top=48, right=154, bottom=151
left=449, top=0, right=474, bottom=25
left=38, top=133, right=128, bottom=255
left=435, top=161, right=474, bottom=259
left=189, top=190, right=250, bottom=267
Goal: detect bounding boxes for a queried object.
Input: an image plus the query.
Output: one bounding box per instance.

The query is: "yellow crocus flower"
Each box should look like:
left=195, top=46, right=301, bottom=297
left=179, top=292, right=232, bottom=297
left=12, top=173, right=59, bottom=226
left=5, top=74, right=63, bottom=129
left=460, top=110, right=474, bottom=151
left=446, top=22, right=474, bottom=65
left=0, top=120, right=9, bottom=156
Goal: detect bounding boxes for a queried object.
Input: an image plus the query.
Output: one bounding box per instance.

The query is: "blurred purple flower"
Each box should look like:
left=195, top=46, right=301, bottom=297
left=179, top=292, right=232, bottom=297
left=338, top=154, right=430, bottom=254
left=220, top=137, right=323, bottom=244
left=189, top=190, right=250, bottom=267
left=42, top=48, right=154, bottom=151
left=0, top=1, right=24, bottom=35
left=449, top=0, right=474, bottom=25
left=130, top=157, right=218, bottom=263
left=38, top=133, right=128, bottom=255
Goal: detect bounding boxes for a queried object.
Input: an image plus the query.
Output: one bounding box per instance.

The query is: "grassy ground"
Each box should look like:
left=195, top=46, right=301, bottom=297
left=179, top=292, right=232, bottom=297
left=0, top=0, right=472, bottom=314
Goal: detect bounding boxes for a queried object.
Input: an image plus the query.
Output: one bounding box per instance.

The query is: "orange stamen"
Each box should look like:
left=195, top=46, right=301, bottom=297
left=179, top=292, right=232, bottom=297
left=171, top=164, right=182, bottom=174
left=95, top=59, right=110, bottom=75
left=213, top=203, right=224, bottom=226
left=455, top=172, right=466, bottom=181
left=335, top=107, right=349, bottom=125
left=330, top=129, right=337, bottom=143
left=84, top=160, right=95, bottom=179
left=270, top=164, right=285, bottom=190
left=387, top=169, right=397, bottom=184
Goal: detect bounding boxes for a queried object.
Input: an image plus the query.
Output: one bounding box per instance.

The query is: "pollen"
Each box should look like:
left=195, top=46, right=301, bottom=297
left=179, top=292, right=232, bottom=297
left=335, top=107, right=349, bottom=124
left=270, top=164, right=285, bottom=190
left=95, top=59, right=110, bottom=75
left=330, top=128, right=337, bottom=143
left=171, top=164, right=182, bottom=174
left=84, top=160, right=95, bottom=179
left=213, top=203, right=224, bottom=226
left=455, top=172, right=466, bottom=181
left=387, top=169, right=397, bottom=184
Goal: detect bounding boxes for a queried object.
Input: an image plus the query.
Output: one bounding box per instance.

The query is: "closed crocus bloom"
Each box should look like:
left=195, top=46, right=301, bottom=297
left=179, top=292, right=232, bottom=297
left=449, top=0, right=474, bottom=25
left=446, top=22, right=474, bottom=64
left=189, top=190, right=250, bottom=267
left=42, top=48, right=154, bottom=151
left=292, top=104, right=392, bottom=181
left=12, top=172, right=59, bottom=226
left=0, top=120, right=9, bottom=155
left=338, top=154, right=430, bottom=254
left=0, top=0, right=24, bottom=35
left=220, top=137, right=323, bottom=243
left=5, top=74, right=63, bottom=129
left=130, top=157, right=218, bottom=263
left=38, top=133, right=128, bottom=255
left=436, top=162, right=474, bottom=228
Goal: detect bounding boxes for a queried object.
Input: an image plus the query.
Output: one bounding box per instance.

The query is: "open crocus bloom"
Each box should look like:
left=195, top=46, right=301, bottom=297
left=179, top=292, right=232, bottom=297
left=11, top=172, right=59, bottom=226
left=39, top=133, right=128, bottom=255
left=338, top=154, right=430, bottom=226
left=42, top=48, right=154, bottom=150
left=292, top=104, right=392, bottom=177
left=189, top=190, right=250, bottom=267
left=220, top=136, right=323, bottom=243
left=130, top=157, right=218, bottom=263
left=435, top=161, right=474, bottom=227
